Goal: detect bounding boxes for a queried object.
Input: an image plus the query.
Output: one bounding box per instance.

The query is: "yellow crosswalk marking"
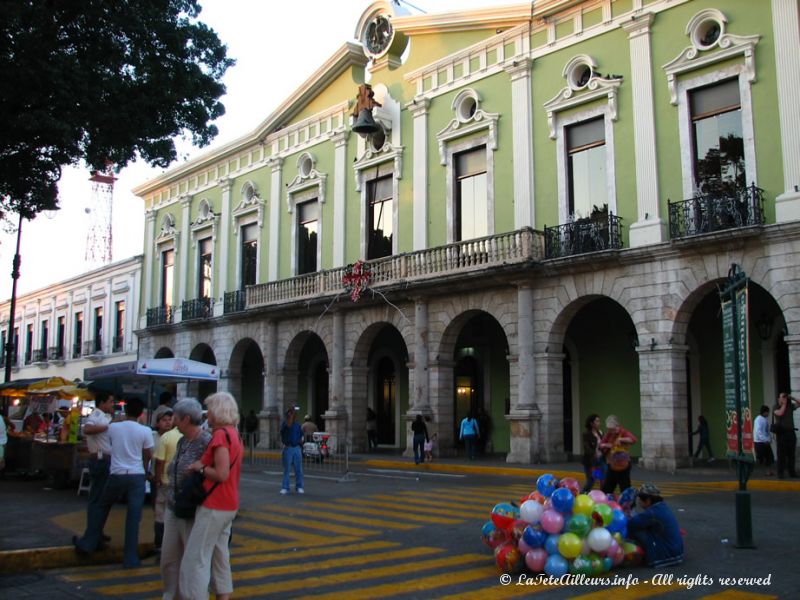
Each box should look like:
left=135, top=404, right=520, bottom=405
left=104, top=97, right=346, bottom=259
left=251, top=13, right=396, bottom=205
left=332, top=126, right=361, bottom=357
left=304, top=499, right=461, bottom=525
left=342, top=496, right=486, bottom=520
left=241, top=505, right=417, bottom=530
left=238, top=510, right=377, bottom=537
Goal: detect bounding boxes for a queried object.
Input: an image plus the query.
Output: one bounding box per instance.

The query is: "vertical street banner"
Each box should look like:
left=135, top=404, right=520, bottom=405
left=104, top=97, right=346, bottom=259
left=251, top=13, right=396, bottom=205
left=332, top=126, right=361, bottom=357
left=722, top=283, right=754, bottom=460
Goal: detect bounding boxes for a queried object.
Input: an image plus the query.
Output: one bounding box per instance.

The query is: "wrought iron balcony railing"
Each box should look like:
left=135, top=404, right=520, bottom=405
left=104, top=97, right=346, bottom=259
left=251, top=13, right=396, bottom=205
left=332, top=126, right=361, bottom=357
left=32, top=348, right=47, bottom=362
left=182, top=297, right=213, bottom=321
left=24, top=351, right=32, bottom=365
left=668, top=183, right=765, bottom=239
left=48, top=345, right=64, bottom=360
left=112, top=336, right=124, bottom=353
left=247, top=228, right=544, bottom=309
left=224, top=290, right=247, bottom=315
left=146, top=305, right=173, bottom=327
left=72, top=343, right=82, bottom=359
left=544, top=212, right=624, bottom=259
left=83, top=340, right=101, bottom=355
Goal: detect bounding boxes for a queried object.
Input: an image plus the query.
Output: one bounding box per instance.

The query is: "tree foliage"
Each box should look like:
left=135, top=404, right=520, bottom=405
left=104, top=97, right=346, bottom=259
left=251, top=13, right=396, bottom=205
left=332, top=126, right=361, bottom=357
left=0, top=0, right=234, bottom=218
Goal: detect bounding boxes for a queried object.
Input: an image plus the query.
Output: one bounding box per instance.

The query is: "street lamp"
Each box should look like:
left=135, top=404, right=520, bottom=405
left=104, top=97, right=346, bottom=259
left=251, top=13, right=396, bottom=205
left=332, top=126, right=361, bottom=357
left=4, top=213, right=24, bottom=383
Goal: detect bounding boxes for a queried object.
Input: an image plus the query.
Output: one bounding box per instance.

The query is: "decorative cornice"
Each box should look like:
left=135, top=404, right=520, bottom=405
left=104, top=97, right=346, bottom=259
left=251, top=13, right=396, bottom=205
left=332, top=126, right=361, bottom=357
left=286, top=154, right=328, bottom=212
left=330, top=128, right=350, bottom=148
left=621, top=11, right=655, bottom=38
left=232, top=181, right=265, bottom=230
left=503, top=57, right=533, bottom=81
left=543, top=75, right=622, bottom=139
left=353, top=144, right=404, bottom=192
left=663, top=33, right=760, bottom=105
left=406, top=97, right=430, bottom=117
left=219, top=176, right=234, bottom=194
left=436, top=109, right=499, bottom=165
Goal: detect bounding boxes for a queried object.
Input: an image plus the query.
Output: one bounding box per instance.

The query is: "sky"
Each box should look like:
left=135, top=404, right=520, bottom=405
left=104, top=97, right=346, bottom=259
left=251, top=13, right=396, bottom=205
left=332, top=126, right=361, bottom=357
left=0, top=0, right=502, bottom=300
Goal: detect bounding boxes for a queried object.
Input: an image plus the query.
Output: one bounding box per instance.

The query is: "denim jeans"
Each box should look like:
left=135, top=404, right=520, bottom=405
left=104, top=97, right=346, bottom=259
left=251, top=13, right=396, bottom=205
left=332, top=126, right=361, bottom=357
left=413, top=434, right=426, bottom=464
left=86, top=457, right=110, bottom=520
left=282, top=446, right=303, bottom=491
left=463, top=434, right=477, bottom=460
left=76, top=473, right=146, bottom=567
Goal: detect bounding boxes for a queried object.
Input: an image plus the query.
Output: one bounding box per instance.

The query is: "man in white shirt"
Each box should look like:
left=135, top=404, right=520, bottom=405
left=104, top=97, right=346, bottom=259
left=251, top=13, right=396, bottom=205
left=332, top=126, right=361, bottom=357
left=74, top=397, right=154, bottom=568
left=81, top=390, right=116, bottom=544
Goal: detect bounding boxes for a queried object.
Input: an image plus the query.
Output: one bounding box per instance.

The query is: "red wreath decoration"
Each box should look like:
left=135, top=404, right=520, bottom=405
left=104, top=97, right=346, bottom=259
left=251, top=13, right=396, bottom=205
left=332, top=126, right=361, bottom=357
left=342, top=260, right=372, bottom=302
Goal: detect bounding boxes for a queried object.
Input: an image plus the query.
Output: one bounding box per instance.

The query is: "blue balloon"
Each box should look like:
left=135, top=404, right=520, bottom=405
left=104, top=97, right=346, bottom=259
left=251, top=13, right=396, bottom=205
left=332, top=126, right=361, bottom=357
left=544, top=554, right=570, bottom=577
left=607, top=509, right=628, bottom=537
left=537, top=474, right=558, bottom=497
left=551, top=488, right=575, bottom=514
left=544, top=533, right=561, bottom=556
left=522, top=525, right=548, bottom=549
left=619, top=487, right=637, bottom=508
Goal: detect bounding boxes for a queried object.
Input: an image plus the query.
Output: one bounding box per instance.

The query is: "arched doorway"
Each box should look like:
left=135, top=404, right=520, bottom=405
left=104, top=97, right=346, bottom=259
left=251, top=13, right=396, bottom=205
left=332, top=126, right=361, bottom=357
left=375, top=356, right=397, bottom=445
left=296, top=334, right=329, bottom=429
left=230, top=338, right=264, bottom=418
left=189, top=343, right=217, bottom=402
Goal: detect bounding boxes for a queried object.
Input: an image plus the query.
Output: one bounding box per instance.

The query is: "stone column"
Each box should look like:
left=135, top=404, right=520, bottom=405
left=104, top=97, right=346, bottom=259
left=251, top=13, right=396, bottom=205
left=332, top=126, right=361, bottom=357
left=638, top=342, right=690, bottom=472
left=772, top=0, right=800, bottom=220
left=404, top=298, right=433, bottom=456
left=505, top=58, right=535, bottom=229
left=531, top=351, right=562, bottom=461
left=267, top=158, right=283, bottom=281
left=344, top=365, right=368, bottom=452
left=141, top=210, right=156, bottom=328
left=409, top=98, right=430, bottom=251
left=260, top=319, right=280, bottom=449
left=785, top=333, right=800, bottom=462
left=622, top=13, right=664, bottom=246
left=507, top=284, right=543, bottom=463
left=178, top=195, right=192, bottom=308
left=323, top=310, right=347, bottom=441
left=429, top=358, right=455, bottom=457
left=331, top=129, right=349, bottom=267
left=216, top=178, right=233, bottom=316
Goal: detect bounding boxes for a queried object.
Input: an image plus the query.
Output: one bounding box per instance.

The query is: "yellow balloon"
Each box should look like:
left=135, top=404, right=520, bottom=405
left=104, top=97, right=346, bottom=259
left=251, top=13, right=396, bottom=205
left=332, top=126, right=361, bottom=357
left=558, top=532, right=583, bottom=559
left=573, top=494, right=594, bottom=517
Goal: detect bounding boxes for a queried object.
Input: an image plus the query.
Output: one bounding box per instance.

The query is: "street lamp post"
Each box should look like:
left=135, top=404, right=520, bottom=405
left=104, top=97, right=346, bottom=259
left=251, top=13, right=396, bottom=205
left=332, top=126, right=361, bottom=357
left=4, top=213, right=23, bottom=383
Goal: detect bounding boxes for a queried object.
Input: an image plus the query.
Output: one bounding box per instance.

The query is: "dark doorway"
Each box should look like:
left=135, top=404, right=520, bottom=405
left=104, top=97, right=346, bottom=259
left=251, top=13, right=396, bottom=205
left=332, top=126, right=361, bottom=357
left=375, top=356, right=396, bottom=445
left=562, top=346, right=573, bottom=455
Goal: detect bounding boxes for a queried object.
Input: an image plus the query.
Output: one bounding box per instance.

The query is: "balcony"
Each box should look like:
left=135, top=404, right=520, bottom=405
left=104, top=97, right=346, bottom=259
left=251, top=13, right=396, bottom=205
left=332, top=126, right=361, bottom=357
left=72, top=343, right=82, bottom=359
left=32, top=348, right=47, bottom=363
left=182, top=297, right=213, bottom=321
left=112, top=336, right=124, bottom=353
left=48, top=346, right=64, bottom=361
left=83, top=340, right=101, bottom=356
left=224, top=290, right=247, bottom=315
left=668, top=183, right=765, bottom=239
left=248, top=228, right=543, bottom=309
left=146, top=305, right=173, bottom=327
left=544, top=211, right=624, bottom=259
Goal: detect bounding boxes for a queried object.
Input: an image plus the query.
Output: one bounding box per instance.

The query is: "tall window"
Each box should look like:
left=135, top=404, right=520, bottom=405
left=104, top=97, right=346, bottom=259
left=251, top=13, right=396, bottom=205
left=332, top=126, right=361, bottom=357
left=297, top=201, right=318, bottom=275
left=367, top=174, right=393, bottom=259
left=690, top=79, right=744, bottom=196
left=240, top=224, right=258, bottom=288
left=114, top=301, right=125, bottom=352
left=567, top=117, right=607, bottom=218
left=455, top=147, right=488, bottom=241
left=57, top=316, right=65, bottom=357
left=40, top=320, right=48, bottom=357
left=161, top=249, right=174, bottom=307
left=94, top=307, right=103, bottom=353
left=74, top=312, right=83, bottom=358
left=25, top=324, right=33, bottom=364
left=197, top=238, right=212, bottom=298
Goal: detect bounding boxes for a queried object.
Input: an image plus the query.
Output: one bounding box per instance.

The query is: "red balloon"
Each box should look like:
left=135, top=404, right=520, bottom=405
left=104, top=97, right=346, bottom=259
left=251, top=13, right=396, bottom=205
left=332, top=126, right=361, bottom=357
left=528, top=491, right=546, bottom=504
left=558, top=477, right=581, bottom=497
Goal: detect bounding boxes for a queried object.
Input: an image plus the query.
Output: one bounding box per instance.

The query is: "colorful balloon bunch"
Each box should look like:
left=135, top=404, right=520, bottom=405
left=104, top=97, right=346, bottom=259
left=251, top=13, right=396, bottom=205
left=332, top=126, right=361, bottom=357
left=482, top=474, right=644, bottom=575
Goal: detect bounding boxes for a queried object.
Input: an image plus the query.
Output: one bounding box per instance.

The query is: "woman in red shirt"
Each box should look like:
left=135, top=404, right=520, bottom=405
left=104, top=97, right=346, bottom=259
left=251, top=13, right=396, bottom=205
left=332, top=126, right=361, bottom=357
left=599, top=414, right=637, bottom=495
left=182, top=392, right=243, bottom=600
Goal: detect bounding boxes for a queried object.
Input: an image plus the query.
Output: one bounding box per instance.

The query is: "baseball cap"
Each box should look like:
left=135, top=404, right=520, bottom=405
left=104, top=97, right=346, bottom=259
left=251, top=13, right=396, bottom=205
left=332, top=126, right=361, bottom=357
left=151, top=405, right=174, bottom=427
left=638, top=483, right=661, bottom=497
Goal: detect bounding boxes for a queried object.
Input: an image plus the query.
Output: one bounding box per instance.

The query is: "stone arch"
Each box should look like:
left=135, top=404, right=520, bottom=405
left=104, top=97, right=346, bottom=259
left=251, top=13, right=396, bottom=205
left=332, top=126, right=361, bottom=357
left=154, top=347, right=174, bottom=358
left=281, top=330, right=330, bottom=426
left=434, top=292, right=515, bottom=361
left=189, top=342, right=217, bottom=401
left=228, top=337, right=265, bottom=420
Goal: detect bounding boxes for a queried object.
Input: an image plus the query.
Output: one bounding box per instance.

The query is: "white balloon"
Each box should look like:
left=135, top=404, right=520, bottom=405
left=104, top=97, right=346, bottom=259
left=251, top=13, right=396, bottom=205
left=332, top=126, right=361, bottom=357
left=520, top=499, right=544, bottom=524
left=587, top=527, right=613, bottom=553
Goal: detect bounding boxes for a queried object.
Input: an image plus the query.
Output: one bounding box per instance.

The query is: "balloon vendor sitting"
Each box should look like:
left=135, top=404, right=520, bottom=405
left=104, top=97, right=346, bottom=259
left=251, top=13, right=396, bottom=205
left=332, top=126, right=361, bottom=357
left=625, top=483, right=684, bottom=568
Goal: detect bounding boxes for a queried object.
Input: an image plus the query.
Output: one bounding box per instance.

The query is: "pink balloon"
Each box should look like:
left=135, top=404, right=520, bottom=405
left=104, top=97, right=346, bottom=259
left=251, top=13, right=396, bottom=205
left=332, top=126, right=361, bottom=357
left=605, top=539, right=620, bottom=558
left=610, top=544, right=625, bottom=566
left=588, top=490, right=608, bottom=504
left=540, top=509, right=564, bottom=535
left=525, top=548, right=548, bottom=573
left=518, top=538, right=533, bottom=555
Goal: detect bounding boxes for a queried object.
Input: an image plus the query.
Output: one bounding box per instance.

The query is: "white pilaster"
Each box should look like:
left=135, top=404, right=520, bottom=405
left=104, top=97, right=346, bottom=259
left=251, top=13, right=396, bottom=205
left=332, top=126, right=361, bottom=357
left=268, top=158, right=283, bottom=281
left=331, top=129, right=349, bottom=267
left=413, top=298, right=430, bottom=410
left=409, top=98, right=430, bottom=251
left=505, top=59, right=535, bottom=229
left=622, top=13, right=665, bottom=246
left=178, top=195, right=191, bottom=304
left=218, top=178, right=233, bottom=308
left=142, top=210, right=156, bottom=328
left=772, top=0, right=800, bottom=222
left=331, top=311, right=344, bottom=409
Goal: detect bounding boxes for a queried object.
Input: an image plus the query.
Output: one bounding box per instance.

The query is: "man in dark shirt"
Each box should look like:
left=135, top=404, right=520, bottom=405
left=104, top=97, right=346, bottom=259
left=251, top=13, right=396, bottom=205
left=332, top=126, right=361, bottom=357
left=280, top=406, right=304, bottom=495
left=627, top=483, right=684, bottom=568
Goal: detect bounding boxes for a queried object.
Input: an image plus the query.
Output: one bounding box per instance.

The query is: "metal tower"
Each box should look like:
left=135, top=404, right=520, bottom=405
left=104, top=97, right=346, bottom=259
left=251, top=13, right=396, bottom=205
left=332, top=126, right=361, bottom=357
left=85, top=168, right=116, bottom=268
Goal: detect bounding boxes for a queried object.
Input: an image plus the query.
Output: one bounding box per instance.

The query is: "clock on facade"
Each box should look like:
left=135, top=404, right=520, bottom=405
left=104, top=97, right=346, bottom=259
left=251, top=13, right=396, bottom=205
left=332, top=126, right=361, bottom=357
left=364, top=14, right=394, bottom=56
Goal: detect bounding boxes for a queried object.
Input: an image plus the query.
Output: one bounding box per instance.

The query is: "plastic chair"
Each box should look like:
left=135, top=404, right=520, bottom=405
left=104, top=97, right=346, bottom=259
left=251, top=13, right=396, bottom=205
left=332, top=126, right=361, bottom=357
left=77, top=467, right=91, bottom=496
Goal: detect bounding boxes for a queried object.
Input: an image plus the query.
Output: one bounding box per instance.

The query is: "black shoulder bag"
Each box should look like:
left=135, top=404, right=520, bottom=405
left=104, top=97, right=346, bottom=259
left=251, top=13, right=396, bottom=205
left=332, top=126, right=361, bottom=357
left=174, top=429, right=238, bottom=520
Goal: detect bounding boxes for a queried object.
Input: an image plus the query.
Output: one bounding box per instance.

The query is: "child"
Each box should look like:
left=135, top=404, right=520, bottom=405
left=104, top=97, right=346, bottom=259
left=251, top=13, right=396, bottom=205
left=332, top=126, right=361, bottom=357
left=424, top=432, right=437, bottom=462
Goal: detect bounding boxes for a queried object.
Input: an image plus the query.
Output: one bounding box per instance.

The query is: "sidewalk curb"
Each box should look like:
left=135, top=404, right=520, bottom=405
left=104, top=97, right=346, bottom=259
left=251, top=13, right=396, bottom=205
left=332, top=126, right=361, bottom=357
left=0, top=542, right=155, bottom=574
left=360, top=458, right=580, bottom=479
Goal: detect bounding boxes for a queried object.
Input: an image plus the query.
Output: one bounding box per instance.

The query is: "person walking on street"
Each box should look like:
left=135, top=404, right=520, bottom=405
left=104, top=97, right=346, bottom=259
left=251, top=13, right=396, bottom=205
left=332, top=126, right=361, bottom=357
left=159, top=399, right=211, bottom=600
left=181, top=392, right=244, bottom=600
left=280, top=406, right=304, bottom=494
left=78, top=390, right=116, bottom=547
left=459, top=413, right=480, bottom=461
left=74, top=397, right=154, bottom=568
left=411, top=414, right=428, bottom=465
left=599, top=414, right=637, bottom=495
left=753, top=404, right=775, bottom=476
left=581, top=413, right=604, bottom=493
left=773, top=392, right=798, bottom=479
left=691, top=415, right=714, bottom=462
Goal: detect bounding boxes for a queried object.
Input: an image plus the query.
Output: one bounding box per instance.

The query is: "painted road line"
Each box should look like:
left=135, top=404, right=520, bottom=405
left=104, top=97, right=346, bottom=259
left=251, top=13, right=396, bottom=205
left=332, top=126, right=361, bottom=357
left=94, top=547, right=448, bottom=596
left=570, top=583, right=684, bottom=598
left=294, top=563, right=499, bottom=600
left=701, top=590, right=778, bottom=599
left=436, top=578, right=554, bottom=600
left=231, top=553, right=489, bottom=598
left=238, top=509, right=377, bottom=537
left=343, top=496, right=486, bottom=520
left=243, top=504, right=417, bottom=531
left=365, top=468, right=466, bottom=478
left=305, top=499, right=462, bottom=525
left=367, top=493, right=491, bottom=518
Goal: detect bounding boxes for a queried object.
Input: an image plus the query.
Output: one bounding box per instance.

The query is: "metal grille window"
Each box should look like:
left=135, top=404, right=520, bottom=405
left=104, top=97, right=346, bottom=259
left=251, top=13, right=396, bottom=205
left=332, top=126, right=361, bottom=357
left=367, top=170, right=393, bottom=260
left=297, top=201, right=318, bottom=275
left=690, top=79, right=744, bottom=196
left=198, top=238, right=213, bottom=299
left=567, top=117, right=607, bottom=218
left=455, top=147, right=488, bottom=242
left=161, top=249, right=174, bottom=307
left=73, top=313, right=83, bottom=358
left=114, top=301, right=125, bottom=352
left=57, top=316, right=65, bottom=357
left=94, top=307, right=103, bottom=353
left=240, top=224, right=258, bottom=287
left=40, top=320, right=48, bottom=359
left=24, top=324, right=33, bottom=364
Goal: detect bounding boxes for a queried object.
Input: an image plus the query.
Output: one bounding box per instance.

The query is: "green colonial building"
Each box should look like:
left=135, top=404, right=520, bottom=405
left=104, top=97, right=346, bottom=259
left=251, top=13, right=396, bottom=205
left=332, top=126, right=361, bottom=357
left=133, top=0, right=800, bottom=470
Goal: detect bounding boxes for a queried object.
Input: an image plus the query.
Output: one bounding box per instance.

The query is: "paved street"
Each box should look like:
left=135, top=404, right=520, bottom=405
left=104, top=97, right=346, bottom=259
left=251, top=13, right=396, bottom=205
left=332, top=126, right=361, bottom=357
left=0, top=459, right=795, bottom=599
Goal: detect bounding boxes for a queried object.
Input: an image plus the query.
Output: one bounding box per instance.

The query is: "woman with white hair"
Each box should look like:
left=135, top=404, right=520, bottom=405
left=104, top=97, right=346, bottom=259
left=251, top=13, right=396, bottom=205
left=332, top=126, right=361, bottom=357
left=181, top=392, right=244, bottom=600
left=599, top=414, right=637, bottom=495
